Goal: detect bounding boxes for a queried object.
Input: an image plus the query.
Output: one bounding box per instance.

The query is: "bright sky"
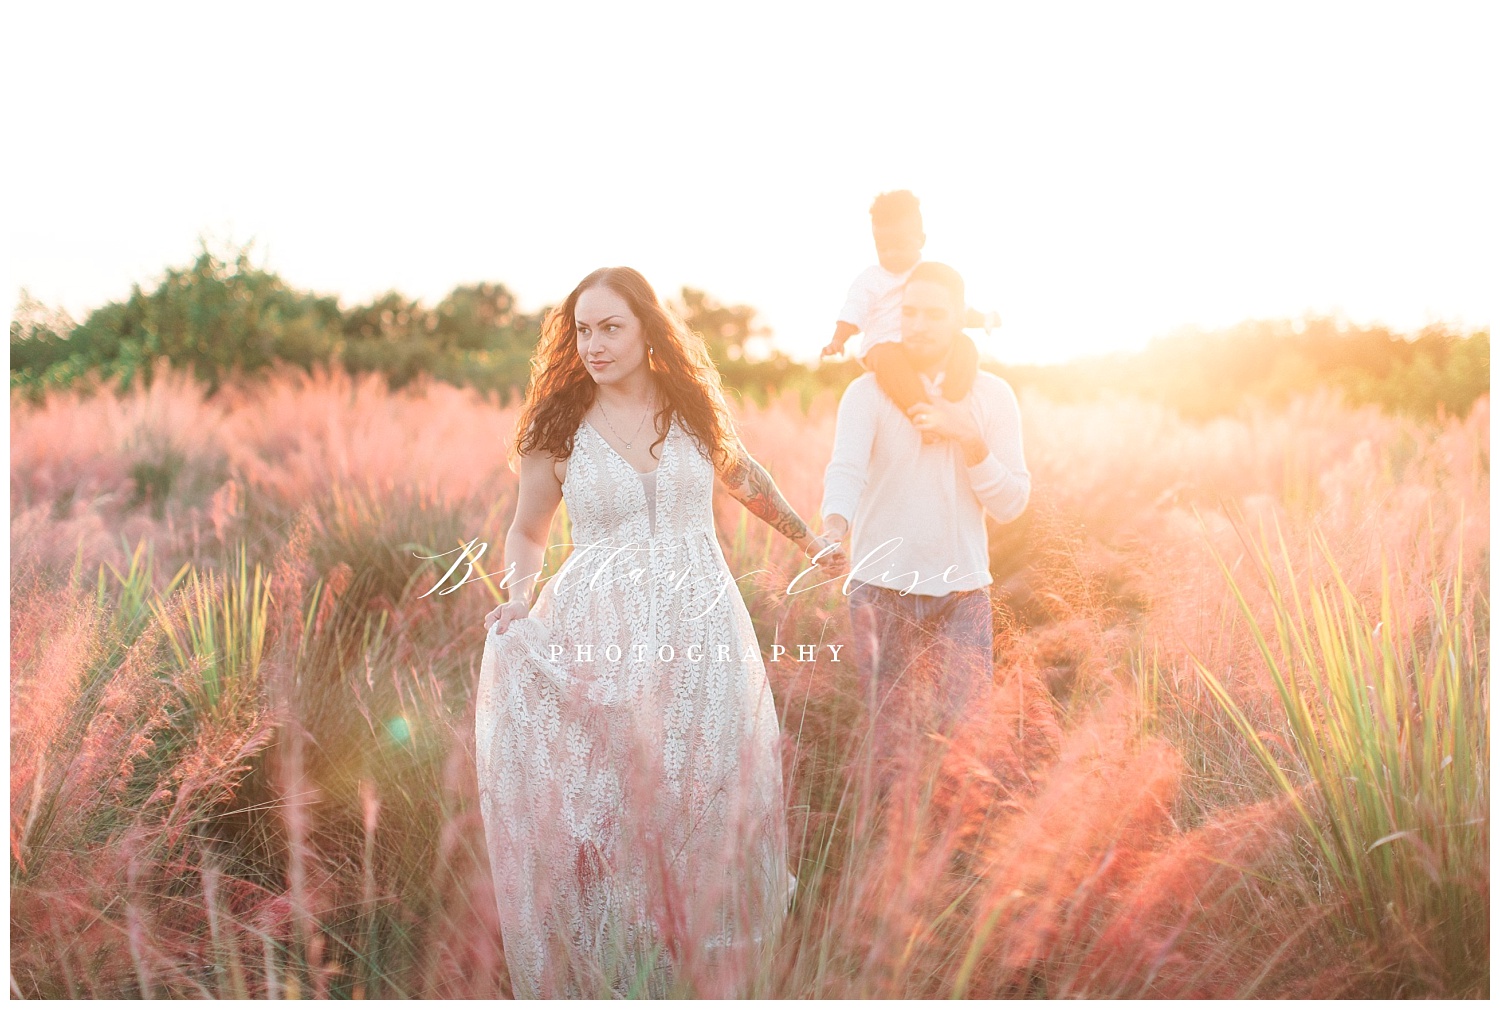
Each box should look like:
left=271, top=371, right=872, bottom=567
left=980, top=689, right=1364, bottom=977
left=3, top=1, right=1493, bottom=365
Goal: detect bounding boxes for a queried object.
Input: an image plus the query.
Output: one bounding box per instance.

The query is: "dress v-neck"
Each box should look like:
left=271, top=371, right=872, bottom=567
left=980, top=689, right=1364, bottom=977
left=582, top=417, right=664, bottom=476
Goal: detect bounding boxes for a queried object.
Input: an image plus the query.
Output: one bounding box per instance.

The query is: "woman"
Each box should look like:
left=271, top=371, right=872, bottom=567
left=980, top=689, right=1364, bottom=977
left=476, top=267, right=847, bottom=997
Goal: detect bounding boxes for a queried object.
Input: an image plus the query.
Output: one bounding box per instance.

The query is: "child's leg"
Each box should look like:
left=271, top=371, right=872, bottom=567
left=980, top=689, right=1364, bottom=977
left=868, top=342, right=942, bottom=444
left=867, top=342, right=929, bottom=416
left=941, top=332, right=980, bottom=401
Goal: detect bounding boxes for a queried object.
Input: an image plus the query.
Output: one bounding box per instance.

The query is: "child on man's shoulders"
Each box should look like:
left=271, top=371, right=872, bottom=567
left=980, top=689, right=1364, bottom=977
left=821, top=190, right=995, bottom=444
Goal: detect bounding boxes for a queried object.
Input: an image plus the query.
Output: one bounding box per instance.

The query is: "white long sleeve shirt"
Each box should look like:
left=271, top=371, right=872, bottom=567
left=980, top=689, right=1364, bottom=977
left=821, top=370, right=1030, bottom=595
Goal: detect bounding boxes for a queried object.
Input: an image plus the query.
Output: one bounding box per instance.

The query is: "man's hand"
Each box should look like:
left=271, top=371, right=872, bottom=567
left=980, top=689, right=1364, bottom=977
left=908, top=401, right=988, bottom=465
left=815, top=517, right=852, bottom=577
left=805, top=535, right=850, bottom=578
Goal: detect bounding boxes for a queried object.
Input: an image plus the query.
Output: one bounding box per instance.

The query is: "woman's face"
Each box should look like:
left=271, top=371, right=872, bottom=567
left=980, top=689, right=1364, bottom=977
left=575, top=285, right=649, bottom=386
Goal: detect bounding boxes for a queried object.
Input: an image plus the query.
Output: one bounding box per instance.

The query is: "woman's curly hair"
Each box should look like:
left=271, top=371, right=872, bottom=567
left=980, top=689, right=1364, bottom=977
left=511, top=266, right=737, bottom=472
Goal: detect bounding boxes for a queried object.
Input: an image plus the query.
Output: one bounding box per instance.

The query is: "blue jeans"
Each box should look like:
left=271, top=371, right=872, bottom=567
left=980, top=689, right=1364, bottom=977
left=847, top=581, right=995, bottom=775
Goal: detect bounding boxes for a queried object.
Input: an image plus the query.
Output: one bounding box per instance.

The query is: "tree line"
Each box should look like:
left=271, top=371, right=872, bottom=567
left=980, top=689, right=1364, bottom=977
left=9, top=242, right=1487, bottom=419
left=1007, top=316, right=1488, bottom=421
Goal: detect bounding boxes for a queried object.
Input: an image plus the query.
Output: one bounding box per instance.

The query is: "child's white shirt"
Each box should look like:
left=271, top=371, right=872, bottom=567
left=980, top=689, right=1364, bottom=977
left=837, top=260, right=919, bottom=364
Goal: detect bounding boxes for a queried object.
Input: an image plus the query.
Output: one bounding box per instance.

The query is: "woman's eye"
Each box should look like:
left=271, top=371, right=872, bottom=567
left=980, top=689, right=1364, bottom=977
left=604, top=324, right=618, bottom=333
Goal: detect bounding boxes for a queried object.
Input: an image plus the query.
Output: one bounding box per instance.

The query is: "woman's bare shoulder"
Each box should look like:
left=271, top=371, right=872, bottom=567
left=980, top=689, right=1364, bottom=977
left=514, top=442, right=569, bottom=488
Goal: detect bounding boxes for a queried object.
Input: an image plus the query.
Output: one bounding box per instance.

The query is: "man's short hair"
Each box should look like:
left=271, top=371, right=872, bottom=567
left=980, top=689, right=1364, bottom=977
left=870, top=190, right=922, bottom=227
left=904, top=261, right=965, bottom=310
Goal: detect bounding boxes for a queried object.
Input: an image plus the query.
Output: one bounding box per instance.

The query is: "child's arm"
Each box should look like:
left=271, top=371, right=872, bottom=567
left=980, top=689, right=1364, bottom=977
left=825, top=273, right=872, bottom=357
left=821, top=320, right=860, bottom=358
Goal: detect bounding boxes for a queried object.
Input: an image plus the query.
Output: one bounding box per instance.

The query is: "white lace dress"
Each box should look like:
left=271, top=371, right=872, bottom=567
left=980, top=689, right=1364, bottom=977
left=476, top=416, right=792, bottom=998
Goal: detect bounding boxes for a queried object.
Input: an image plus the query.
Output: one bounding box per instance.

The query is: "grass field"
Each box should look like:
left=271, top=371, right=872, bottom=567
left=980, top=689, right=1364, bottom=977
left=10, top=364, right=1488, bottom=997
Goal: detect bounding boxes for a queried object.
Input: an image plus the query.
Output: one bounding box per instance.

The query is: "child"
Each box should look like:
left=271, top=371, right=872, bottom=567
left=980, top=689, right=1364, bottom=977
left=820, top=191, right=985, bottom=440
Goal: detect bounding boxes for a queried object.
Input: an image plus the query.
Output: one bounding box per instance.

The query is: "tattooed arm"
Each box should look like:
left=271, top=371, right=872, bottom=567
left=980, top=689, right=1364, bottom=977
left=718, top=439, right=812, bottom=544
left=718, top=439, right=849, bottom=574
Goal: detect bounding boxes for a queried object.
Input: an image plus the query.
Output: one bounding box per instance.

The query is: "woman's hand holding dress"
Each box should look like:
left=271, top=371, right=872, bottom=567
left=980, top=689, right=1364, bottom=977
left=484, top=599, right=531, bottom=636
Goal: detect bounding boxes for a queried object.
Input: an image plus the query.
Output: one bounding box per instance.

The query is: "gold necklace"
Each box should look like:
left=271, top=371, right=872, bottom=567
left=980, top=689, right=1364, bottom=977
left=597, top=397, right=652, bottom=449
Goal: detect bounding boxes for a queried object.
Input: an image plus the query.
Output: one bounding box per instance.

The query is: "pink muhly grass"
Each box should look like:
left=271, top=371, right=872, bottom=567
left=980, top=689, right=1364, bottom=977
left=216, top=364, right=519, bottom=517
left=10, top=585, right=105, bottom=871
left=9, top=364, right=1487, bottom=997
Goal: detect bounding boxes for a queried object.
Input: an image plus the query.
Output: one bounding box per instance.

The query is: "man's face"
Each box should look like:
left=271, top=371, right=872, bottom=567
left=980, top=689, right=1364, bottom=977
left=901, top=278, right=961, bottom=369
left=872, top=216, right=924, bottom=274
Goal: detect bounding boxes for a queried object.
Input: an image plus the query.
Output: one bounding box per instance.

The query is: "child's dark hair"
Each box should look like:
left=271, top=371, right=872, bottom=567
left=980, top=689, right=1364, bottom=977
left=869, top=190, right=922, bottom=227
left=905, top=261, right=965, bottom=309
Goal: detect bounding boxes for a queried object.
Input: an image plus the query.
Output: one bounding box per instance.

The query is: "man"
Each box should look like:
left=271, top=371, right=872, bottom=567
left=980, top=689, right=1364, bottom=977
left=820, top=261, right=1030, bottom=777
